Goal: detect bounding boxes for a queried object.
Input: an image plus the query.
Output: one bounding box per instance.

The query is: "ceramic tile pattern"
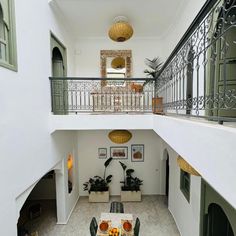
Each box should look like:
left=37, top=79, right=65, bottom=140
left=25, top=196, right=180, bottom=236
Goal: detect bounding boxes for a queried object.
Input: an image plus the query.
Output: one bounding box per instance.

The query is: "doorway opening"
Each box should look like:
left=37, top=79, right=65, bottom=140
left=205, top=203, right=234, bottom=236
left=165, top=154, right=169, bottom=197
left=162, top=149, right=170, bottom=206
left=50, top=33, right=68, bottom=114
left=17, top=171, right=56, bottom=236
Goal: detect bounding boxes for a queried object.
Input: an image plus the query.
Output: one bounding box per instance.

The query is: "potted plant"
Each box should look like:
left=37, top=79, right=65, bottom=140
left=83, top=157, right=113, bottom=202
left=144, top=57, right=164, bottom=114
left=119, top=161, right=143, bottom=202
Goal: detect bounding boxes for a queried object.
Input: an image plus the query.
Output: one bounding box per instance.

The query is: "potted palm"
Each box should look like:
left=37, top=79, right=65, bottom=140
left=144, top=57, right=164, bottom=114
left=119, top=161, right=143, bottom=202
left=83, top=157, right=113, bottom=202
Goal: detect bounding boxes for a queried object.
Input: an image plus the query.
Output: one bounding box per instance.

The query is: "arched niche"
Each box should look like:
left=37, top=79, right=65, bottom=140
left=52, top=47, right=64, bottom=77
left=206, top=203, right=234, bottom=236
left=67, top=154, right=73, bottom=194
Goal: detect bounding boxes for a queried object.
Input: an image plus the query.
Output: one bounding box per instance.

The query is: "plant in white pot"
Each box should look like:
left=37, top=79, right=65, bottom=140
left=119, top=161, right=143, bottom=202
left=83, top=157, right=113, bottom=202
left=144, top=57, right=164, bottom=114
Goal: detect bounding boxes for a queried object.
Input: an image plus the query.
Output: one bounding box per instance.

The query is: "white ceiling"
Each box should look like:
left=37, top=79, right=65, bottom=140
left=53, top=0, right=188, bottom=39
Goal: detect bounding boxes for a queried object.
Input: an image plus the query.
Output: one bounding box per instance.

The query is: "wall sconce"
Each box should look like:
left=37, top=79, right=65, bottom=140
left=67, top=155, right=73, bottom=170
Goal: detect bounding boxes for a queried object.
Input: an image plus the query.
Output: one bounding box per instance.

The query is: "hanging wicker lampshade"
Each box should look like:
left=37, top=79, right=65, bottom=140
left=108, top=16, right=133, bottom=42
left=177, top=156, right=200, bottom=176
left=111, top=57, right=125, bottom=69
left=108, top=130, right=132, bottom=144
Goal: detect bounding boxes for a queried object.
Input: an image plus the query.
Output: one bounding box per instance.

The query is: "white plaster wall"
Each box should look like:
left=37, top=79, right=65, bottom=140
left=0, top=0, right=78, bottom=235
left=162, top=143, right=201, bottom=236
left=77, top=130, right=164, bottom=196
left=162, top=0, right=206, bottom=59
left=75, top=37, right=164, bottom=77
left=54, top=144, right=80, bottom=224
left=50, top=114, right=154, bottom=132
left=153, top=115, right=236, bottom=210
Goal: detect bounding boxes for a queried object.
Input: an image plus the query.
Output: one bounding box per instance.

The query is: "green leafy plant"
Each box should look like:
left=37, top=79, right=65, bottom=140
left=83, top=157, right=113, bottom=193
left=119, top=161, right=143, bottom=191
left=144, top=57, right=162, bottom=78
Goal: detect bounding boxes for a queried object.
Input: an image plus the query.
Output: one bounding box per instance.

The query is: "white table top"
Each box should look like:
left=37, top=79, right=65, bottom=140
left=100, top=212, right=133, bottom=228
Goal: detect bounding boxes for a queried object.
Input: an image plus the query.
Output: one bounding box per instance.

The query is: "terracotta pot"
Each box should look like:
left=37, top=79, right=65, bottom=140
left=152, top=97, right=163, bottom=114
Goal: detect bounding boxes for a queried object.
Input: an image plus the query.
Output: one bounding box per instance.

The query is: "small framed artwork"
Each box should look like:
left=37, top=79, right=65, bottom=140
left=98, top=148, right=107, bottom=159
left=131, top=144, right=144, bottom=162
left=110, top=146, right=128, bottom=159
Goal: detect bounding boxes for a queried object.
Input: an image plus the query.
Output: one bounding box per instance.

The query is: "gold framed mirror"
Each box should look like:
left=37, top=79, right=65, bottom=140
left=100, top=50, right=132, bottom=78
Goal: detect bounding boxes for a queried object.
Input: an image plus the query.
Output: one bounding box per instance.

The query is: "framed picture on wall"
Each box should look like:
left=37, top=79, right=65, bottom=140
left=131, top=144, right=144, bottom=162
left=110, top=146, right=128, bottom=159
left=98, top=148, right=107, bottom=159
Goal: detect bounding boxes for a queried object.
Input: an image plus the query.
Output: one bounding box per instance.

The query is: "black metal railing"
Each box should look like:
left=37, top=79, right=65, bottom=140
left=156, top=0, right=236, bottom=123
left=49, top=78, right=155, bottom=114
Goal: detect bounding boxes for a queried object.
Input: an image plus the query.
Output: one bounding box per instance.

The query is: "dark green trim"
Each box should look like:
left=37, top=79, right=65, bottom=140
left=199, top=178, right=205, bottom=236
left=200, top=180, right=236, bottom=236
left=50, top=31, right=67, bottom=77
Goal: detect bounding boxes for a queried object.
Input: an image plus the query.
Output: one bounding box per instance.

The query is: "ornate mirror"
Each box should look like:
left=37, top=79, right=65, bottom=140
left=100, top=50, right=132, bottom=78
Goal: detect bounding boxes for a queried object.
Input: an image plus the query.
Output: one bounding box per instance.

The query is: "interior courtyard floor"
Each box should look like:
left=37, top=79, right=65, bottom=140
left=24, top=195, right=180, bottom=236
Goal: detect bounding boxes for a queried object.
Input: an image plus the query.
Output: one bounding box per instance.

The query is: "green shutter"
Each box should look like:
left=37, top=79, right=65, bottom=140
left=180, top=170, right=190, bottom=202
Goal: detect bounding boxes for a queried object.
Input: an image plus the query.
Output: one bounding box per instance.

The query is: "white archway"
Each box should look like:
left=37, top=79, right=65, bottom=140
left=15, top=159, right=67, bottom=231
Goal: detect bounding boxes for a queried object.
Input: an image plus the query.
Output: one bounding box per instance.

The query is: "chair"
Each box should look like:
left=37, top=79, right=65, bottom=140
left=90, top=217, right=98, bottom=236
left=110, top=201, right=124, bottom=213
left=133, top=217, right=140, bottom=236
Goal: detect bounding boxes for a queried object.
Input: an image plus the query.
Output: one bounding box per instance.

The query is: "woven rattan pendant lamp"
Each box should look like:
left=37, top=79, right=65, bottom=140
left=108, top=130, right=132, bottom=144
left=108, top=16, right=133, bottom=42
left=111, top=57, right=125, bottom=69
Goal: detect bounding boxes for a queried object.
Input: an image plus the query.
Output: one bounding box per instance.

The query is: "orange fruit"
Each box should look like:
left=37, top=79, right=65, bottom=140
left=99, top=221, right=109, bottom=232
left=123, top=221, right=132, bottom=231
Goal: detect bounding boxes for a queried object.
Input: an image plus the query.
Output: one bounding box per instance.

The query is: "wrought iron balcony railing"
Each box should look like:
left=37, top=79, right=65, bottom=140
left=49, top=78, right=155, bottom=114
left=156, top=0, right=236, bottom=123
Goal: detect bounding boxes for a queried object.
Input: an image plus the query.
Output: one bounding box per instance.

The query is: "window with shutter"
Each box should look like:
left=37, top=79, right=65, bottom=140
left=180, top=169, right=190, bottom=202
left=0, top=0, right=17, bottom=71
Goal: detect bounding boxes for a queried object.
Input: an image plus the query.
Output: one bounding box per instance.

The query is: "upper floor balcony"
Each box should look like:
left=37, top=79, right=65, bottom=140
left=49, top=78, right=156, bottom=115
left=49, top=0, right=236, bottom=125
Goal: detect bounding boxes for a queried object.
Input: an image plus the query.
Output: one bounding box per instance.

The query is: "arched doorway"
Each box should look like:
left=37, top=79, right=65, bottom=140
left=162, top=149, right=170, bottom=205
left=205, top=203, right=234, bottom=236
left=52, top=47, right=65, bottom=77
left=17, top=171, right=57, bottom=236
left=50, top=33, right=68, bottom=114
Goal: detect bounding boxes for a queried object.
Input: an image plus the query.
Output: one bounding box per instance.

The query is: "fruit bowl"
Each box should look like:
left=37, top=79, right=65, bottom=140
left=108, top=227, right=119, bottom=236
left=99, top=221, right=109, bottom=232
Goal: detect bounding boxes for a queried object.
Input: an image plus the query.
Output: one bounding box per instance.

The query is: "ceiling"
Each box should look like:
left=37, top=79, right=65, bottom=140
left=53, top=0, right=188, bottom=39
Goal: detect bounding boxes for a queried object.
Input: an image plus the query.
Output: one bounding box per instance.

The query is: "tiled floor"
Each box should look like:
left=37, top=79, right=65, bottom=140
left=24, top=195, right=180, bottom=236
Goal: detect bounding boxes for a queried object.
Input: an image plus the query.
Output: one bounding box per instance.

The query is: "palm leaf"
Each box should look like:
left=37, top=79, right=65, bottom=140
left=119, top=161, right=127, bottom=171
left=104, top=157, right=113, bottom=168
